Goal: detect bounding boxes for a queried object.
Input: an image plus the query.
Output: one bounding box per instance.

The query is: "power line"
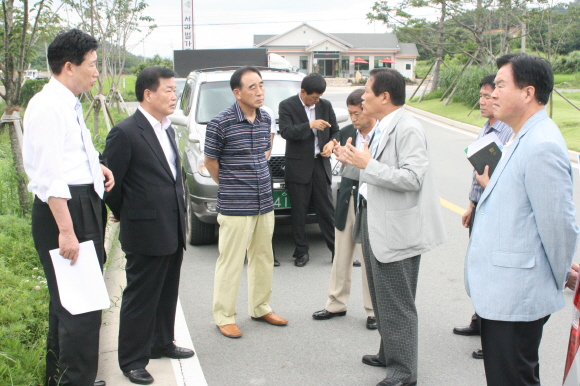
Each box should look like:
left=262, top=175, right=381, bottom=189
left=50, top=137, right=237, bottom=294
left=138, top=17, right=369, bottom=28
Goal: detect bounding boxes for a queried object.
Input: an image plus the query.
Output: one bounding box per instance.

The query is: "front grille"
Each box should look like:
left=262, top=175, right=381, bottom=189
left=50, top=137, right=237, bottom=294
left=268, top=156, right=285, bottom=179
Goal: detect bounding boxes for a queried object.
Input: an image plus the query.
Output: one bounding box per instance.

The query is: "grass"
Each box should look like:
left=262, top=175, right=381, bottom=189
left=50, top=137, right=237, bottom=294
left=408, top=92, right=580, bottom=152
left=92, top=75, right=137, bottom=102
left=0, top=215, right=49, bottom=386
left=554, top=73, right=580, bottom=89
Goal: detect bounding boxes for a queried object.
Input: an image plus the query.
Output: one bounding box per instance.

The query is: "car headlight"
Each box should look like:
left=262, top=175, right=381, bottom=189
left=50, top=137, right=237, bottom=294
left=197, top=160, right=211, bottom=177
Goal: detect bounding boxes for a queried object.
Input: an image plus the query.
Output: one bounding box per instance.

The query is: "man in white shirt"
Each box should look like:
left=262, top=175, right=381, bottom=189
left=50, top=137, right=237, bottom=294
left=23, top=29, right=114, bottom=386
left=103, top=66, right=193, bottom=385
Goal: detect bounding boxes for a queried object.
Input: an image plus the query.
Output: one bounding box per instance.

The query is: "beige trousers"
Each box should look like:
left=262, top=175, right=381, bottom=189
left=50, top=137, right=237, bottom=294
left=213, top=211, right=275, bottom=325
left=325, top=193, right=374, bottom=316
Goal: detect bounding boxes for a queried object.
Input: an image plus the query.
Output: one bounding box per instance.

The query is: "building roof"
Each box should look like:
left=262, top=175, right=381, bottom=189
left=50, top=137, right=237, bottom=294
left=253, top=23, right=418, bottom=55
left=254, top=35, right=275, bottom=46
left=330, top=33, right=399, bottom=49
left=398, top=43, right=419, bottom=56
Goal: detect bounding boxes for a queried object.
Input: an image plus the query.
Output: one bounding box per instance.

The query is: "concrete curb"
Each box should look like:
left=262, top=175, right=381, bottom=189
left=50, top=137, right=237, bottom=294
left=97, top=223, right=180, bottom=385
left=406, top=104, right=580, bottom=165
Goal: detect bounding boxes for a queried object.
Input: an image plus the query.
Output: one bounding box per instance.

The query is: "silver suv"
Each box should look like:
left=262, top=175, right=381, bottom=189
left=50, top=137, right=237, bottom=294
left=170, top=67, right=346, bottom=245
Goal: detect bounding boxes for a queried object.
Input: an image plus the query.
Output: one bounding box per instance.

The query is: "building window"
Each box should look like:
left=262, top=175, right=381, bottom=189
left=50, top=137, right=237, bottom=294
left=300, top=56, right=308, bottom=74
left=354, top=56, right=370, bottom=74
left=374, top=56, right=392, bottom=69
left=341, top=56, right=350, bottom=77
left=406, top=63, right=412, bottom=70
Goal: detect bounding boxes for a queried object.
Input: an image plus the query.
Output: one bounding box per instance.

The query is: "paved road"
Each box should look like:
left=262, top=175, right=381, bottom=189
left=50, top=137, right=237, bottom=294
left=177, top=88, right=579, bottom=386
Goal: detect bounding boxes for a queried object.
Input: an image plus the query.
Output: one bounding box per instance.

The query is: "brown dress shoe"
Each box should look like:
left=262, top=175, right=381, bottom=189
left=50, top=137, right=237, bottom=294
left=217, top=324, right=242, bottom=338
left=251, top=311, right=288, bottom=326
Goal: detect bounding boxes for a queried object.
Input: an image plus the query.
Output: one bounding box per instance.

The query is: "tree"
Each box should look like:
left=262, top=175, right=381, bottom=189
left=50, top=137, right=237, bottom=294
left=131, top=54, right=173, bottom=76
left=0, top=0, right=60, bottom=215
left=62, top=0, right=154, bottom=133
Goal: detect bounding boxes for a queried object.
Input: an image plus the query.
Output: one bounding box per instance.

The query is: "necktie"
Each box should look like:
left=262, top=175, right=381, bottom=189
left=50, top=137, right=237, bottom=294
left=75, top=100, right=105, bottom=198
left=369, top=128, right=382, bottom=159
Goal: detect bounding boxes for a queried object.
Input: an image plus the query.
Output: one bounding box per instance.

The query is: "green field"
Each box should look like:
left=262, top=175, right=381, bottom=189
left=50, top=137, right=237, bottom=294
left=408, top=92, right=580, bottom=151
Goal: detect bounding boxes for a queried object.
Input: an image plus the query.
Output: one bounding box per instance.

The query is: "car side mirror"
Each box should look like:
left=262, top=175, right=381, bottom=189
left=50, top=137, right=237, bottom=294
left=188, top=132, right=200, bottom=144
left=169, top=111, right=187, bottom=126
left=334, top=107, right=349, bottom=124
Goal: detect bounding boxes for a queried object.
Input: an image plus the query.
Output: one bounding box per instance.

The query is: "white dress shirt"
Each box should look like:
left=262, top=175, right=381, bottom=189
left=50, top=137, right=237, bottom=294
left=138, top=106, right=177, bottom=179
left=299, top=95, right=320, bottom=156
left=23, top=77, right=96, bottom=202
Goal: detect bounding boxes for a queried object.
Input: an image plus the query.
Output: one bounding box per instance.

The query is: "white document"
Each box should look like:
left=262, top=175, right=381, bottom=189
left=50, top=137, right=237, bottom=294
left=466, top=132, right=502, bottom=158
left=49, top=241, right=110, bottom=315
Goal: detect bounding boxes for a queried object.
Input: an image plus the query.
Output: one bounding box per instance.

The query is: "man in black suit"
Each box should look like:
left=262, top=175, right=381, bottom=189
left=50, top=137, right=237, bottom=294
left=279, top=73, right=339, bottom=267
left=103, top=66, right=194, bottom=385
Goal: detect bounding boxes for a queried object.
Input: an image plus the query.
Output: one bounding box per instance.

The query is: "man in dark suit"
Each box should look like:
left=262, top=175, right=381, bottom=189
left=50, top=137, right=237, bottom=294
left=279, top=73, right=339, bottom=267
left=312, top=89, right=376, bottom=329
left=103, top=66, right=194, bottom=385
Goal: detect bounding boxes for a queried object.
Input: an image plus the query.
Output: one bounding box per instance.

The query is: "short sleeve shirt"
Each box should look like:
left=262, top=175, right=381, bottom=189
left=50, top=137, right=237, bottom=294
left=204, top=102, right=274, bottom=216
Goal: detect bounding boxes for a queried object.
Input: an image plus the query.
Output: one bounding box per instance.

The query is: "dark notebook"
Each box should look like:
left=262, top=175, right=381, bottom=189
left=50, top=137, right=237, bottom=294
left=468, top=142, right=502, bottom=176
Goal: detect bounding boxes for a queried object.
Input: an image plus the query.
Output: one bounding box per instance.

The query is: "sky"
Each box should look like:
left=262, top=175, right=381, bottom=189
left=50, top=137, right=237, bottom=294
left=120, top=0, right=415, bottom=59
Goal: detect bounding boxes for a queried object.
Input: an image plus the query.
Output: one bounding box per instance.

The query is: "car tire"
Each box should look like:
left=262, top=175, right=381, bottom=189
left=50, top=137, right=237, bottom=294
left=184, top=177, right=217, bottom=246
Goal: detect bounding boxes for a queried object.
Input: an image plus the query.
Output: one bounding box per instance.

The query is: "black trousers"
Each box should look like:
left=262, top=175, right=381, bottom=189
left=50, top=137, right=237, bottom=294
left=286, top=156, right=335, bottom=257
left=31, top=186, right=104, bottom=386
left=118, top=248, right=183, bottom=372
left=480, top=316, right=550, bottom=386
left=467, top=202, right=481, bottom=332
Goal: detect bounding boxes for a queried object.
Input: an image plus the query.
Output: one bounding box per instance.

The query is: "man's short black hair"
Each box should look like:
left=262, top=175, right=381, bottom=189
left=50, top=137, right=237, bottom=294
left=135, top=66, right=176, bottom=102
left=479, top=74, right=496, bottom=89
left=301, top=73, right=326, bottom=95
left=230, top=66, right=262, bottom=90
left=346, top=88, right=365, bottom=107
left=47, top=29, right=98, bottom=75
left=496, top=53, right=553, bottom=105
left=368, top=68, right=405, bottom=106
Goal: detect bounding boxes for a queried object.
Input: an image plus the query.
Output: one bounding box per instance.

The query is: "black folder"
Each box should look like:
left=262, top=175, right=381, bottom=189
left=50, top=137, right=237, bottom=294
left=468, top=142, right=502, bottom=177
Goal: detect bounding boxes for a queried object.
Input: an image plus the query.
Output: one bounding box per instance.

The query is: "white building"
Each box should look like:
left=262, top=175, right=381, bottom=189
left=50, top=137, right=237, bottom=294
left=254, top=23, right=419, bottom=81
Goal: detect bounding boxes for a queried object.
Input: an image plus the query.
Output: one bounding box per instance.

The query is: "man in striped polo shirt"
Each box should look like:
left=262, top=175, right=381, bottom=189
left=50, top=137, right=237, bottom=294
left=204, top=66, right=288, bottom=339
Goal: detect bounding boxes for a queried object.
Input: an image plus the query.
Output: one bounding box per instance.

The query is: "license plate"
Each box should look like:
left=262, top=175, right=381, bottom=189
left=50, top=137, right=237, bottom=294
left=273, top=190, right=291, bottom=209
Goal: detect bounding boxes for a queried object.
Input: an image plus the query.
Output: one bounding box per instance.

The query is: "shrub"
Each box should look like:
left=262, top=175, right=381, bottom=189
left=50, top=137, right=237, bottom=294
left=19, top=79, right=49, bottom=108
left=437, top=65, right=495, bottom=108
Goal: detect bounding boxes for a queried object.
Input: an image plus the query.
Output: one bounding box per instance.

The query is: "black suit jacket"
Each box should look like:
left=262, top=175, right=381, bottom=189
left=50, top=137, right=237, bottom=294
left=278, top=95, right=339, bottom=184
left=103, top=109, right=186, bottom=256
left=334, top=124, right=359, bottom=231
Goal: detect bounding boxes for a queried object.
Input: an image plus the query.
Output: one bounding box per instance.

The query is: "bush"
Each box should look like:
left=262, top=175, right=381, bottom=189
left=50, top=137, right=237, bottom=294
left=0, top=215, right=48, bottom=386
left=19, top=79, right=49, bottom=108
left=553, top=51, right=580, bottom=74
left=437, top=65, right=495, bottom=108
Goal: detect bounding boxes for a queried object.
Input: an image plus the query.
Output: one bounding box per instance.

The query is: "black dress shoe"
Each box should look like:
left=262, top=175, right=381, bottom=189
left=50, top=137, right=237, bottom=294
left=151, top=345, right=195, bottom=359
left=362, top=354, right=386, bottom=367
left=123, top=368, right=153, bottom=385
left=353, top=259, right=361, bottom=267
left=472, top=348, right=483, bottom=359
left=295, top=253, right=309, bottom=267
left=274, top=258, right=280, bottom=266
left=312, top=309, right=347, bottom=320
left=376, top=379, right=417, bottom=386
left=366, top=316, right=378, bottom=329
left=94, top=381, right=106, bottom=386
left=453, top=324, right=480, bottom=336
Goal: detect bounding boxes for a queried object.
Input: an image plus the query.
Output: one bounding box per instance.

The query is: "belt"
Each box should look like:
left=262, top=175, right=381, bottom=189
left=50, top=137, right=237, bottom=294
left=68, top=184, right=95, bottom=195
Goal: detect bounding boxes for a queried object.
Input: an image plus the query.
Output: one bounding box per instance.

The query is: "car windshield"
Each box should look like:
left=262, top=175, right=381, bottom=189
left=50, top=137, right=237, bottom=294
left=195, top=80, right=301, bottom=124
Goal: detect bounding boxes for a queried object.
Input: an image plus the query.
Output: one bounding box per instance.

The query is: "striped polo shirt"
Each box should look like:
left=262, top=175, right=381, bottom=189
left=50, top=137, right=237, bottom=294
left=205, top=103, right=274, bottom=216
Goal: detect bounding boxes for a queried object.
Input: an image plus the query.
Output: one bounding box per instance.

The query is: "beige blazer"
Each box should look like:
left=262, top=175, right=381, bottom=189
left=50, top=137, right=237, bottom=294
left=343, top=107, right=446, bottom=263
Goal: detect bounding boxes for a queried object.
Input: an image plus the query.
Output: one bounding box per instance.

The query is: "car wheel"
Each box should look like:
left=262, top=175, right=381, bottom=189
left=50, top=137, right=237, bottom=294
left=183, top=176, right=217, bottom=246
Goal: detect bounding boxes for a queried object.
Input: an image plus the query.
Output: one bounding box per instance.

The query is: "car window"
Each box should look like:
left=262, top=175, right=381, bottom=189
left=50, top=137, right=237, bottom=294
left=195, top=79, right=301, bottom=124
left=181, top=78, right=196, bottom=116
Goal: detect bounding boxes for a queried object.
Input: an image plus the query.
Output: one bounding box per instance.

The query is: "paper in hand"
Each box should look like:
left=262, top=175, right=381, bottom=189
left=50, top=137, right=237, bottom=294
left=49, top=241, right=109, bottom=315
